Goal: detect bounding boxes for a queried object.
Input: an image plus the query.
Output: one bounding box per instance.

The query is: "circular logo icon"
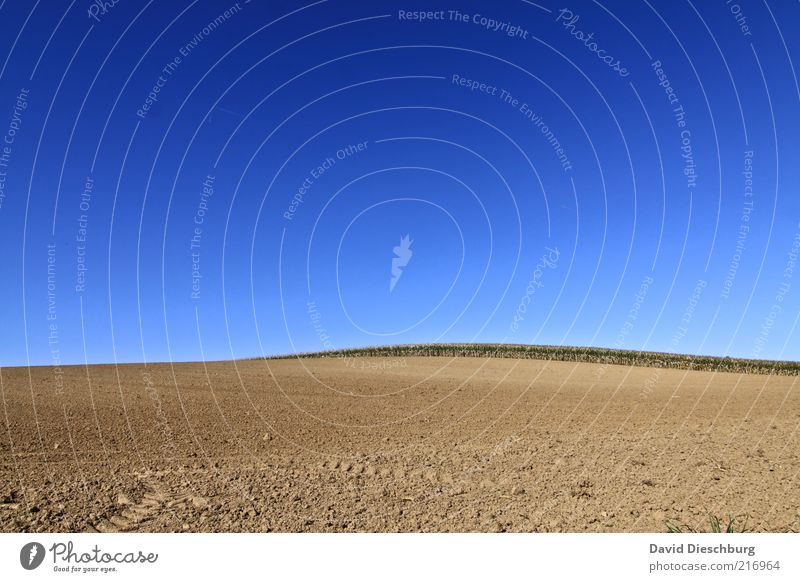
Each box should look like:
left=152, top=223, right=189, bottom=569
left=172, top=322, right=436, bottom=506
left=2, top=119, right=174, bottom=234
left=20, top=542, right=46, bottom=570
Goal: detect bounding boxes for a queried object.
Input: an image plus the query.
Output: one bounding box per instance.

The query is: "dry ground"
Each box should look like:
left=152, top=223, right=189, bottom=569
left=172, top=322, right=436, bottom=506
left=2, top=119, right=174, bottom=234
left=1, top=356, right=798, bottom=532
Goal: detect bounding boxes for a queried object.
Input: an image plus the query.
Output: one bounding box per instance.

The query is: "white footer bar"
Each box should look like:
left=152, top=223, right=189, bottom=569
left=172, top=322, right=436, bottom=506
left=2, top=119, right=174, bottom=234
left=1, top=533, right=797, bottom=581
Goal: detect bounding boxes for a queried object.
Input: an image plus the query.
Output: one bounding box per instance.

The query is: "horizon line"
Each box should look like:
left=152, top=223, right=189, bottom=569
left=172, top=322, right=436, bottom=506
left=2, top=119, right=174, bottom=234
left=4, top=342, right=798, bottom=373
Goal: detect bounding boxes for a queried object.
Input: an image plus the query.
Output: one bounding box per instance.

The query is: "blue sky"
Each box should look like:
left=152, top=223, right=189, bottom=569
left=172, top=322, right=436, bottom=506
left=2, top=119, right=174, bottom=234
left=0, top=0, right=798, bottom=366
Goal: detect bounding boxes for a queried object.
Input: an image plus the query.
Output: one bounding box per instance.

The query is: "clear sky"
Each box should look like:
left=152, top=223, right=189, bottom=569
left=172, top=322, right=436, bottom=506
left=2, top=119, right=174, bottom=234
left=1, top=0, right=799, bottom=367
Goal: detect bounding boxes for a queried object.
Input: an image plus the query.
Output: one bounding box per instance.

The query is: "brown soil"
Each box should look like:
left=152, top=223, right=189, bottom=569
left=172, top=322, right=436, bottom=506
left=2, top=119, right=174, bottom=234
left=1, top=357, right=798, bottom=532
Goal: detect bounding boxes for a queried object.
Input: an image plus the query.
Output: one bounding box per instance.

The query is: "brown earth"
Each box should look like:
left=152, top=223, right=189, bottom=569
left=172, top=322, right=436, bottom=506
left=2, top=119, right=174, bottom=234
left=1, top=356, right=798, bottom=532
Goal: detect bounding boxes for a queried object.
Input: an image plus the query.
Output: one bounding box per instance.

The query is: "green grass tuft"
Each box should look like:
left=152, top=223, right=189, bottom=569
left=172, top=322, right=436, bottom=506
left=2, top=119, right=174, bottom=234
left=666, top=513, right=749, bottom=533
